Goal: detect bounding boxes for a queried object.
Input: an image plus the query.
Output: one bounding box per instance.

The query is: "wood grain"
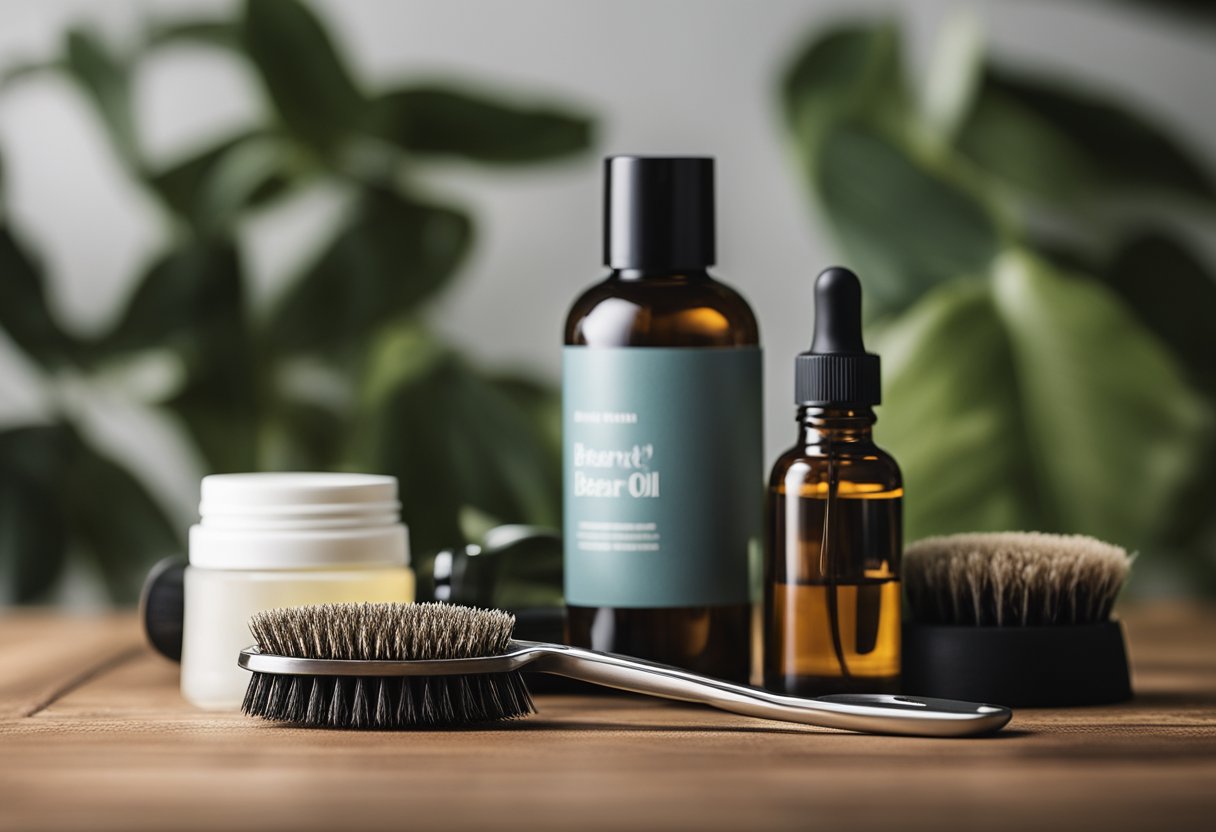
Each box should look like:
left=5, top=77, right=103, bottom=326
left=0, top=605, right=1213, bottom=832
left=0, top=613, right=139, bottom=719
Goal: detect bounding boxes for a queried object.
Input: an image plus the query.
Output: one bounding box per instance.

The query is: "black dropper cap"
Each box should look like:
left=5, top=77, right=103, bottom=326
left=604, top=156, right=715, bottom=271
left=795, top=267, right=881, bottom=406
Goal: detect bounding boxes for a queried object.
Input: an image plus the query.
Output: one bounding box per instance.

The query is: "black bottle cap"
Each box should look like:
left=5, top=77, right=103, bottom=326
left=604, top=156, right=715, bottom=270
left=795, top=267, right=881, bottom=406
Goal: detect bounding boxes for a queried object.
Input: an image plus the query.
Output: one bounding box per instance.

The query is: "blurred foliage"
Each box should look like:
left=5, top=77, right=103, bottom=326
left=0, top=0, right=591, bottom=603
left=783, top=15, right=1216, bottom=592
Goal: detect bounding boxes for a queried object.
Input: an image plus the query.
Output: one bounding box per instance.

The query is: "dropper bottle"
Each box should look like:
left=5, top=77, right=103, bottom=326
left=764, top=267, right=903, bottom=696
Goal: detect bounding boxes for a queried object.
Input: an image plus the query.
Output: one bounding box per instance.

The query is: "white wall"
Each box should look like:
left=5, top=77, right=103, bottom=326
left=2, top=0, right=1214, bottom=534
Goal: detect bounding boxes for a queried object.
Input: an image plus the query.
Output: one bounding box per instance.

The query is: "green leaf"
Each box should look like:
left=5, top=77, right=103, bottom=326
left=147, top=131, right=294, bottom=232
left=0, top=424, right=182, bottom=603
left=0, top=426, right=73, bottom=603
left=781, top=22, right=906, bottom=160
left=878, top=251, right=1214, bottom=552
left=102, top=239, right=258, bottom=472
left=875, top=280, right=1036, bottom=536
left=993, top=253, right=1213, bottom=547
left=63, top=28, right=141, bottom=170
left=1097, top=233, right=1216, bottom=566
left=954, top=86, right=1098, bottom=204
left=1107, top=0, right=1216, bottom=22
left=816, top=123, right=1001, bottom=314
left=268, top=187, right=472, bottom=355
left=964, top=69, right=1216, bottom=202
left=0, top=475, right=66, bottom=604
left=65, top=439, right=182, bottom=603
left=241, top=0, right=365, bottom=156
left=103, top=238, right=245, bottom=359
left=1102, top=230, right=1216, bottom=399
left=0, top=225, right=76, bottom=368
left=262, top=397, right=348, bottom=471
left=164, top=359, right=260, bottom=475
left=488, top=373, right=561, bottom=453
left=354, top=331, right=561, bottom=557
left=370, top=85, right=594, bottom=163
left=142, top=19, right=241, bottom=51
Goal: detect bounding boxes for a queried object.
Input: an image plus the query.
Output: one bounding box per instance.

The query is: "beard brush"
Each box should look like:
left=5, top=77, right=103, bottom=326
left=902, top=532, right=1134, bottom=707
left=239, top=602, right=1011, bottom=737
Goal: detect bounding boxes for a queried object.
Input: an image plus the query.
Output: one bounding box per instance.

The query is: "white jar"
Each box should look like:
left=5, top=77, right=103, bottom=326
left=181, top=473, right=415, bottom=709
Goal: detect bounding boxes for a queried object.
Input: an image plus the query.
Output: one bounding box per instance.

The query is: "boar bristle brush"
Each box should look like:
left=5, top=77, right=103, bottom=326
left=241, top=602, right=1011, bottom=736
left=902, top=532, right=1134, bottom=707
left=243, top=603, right=534, bottom=728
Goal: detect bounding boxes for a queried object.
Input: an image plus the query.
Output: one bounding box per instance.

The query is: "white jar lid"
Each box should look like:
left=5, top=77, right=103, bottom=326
left=190, top=473, right=409, bottom=570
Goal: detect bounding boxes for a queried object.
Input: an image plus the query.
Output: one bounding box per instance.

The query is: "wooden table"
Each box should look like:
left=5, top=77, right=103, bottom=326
left=1, top=605, right=1214, bottom=832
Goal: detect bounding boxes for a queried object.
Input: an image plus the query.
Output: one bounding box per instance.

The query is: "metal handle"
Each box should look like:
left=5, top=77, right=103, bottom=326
left=518, top=642, right=1011, bottom=738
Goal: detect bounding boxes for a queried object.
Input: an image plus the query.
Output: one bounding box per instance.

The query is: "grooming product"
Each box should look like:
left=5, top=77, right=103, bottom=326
left=181, top=473, right=415, bottom=709
left=765, top=267, right=902, bottom=696
left=563, top=156, right=763, bottom=682
left=902, top=532, right=1133, bottom=706
left=239, top=602, right=1011, bottom=737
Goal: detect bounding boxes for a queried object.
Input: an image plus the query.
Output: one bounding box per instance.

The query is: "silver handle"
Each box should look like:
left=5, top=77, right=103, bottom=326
left=518, top=642, right=1011, bottom=738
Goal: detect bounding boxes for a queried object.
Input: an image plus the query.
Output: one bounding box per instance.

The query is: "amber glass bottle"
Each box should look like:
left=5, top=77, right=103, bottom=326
left=765, top=267, right=902, bottom=696
left=563, top=157, right=762, bottom=683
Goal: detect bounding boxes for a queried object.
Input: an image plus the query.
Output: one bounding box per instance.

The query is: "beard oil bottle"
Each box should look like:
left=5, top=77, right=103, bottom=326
left=563, top=156, right=762, bottom=683
left=765, top=267, right=902, bottom=696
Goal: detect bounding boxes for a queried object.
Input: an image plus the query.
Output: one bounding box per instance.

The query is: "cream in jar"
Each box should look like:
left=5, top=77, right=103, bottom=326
left=180, top=473, right=415, bottom=709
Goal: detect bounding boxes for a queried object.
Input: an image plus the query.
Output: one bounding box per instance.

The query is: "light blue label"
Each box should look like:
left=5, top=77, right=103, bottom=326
left=563, top=347, right=763, bottom=608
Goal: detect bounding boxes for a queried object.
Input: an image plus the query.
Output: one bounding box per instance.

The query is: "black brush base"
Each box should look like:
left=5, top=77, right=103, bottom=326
left=902, top=621, right=1132, bottom=707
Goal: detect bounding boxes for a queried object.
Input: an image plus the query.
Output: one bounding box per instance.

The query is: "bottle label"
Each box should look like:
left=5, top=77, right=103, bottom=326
left=563, top=346, right=763, bottom=608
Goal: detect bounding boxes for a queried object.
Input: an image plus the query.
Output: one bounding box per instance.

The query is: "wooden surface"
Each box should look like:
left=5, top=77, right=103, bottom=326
left=1, top=606, right=1214, bottom=832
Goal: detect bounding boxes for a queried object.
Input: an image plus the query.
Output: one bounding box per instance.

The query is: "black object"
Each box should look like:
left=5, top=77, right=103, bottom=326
left=795, top=266, right=881, bottom=406
left=604, top=156, right=715, bottom=270
left=902, top=621, right=1133, bottom=707
left=141, top=556, right=186, bottom=662
left=513, top=608, right=567, bottom=645
left=432, top=525, right=562, bottom=609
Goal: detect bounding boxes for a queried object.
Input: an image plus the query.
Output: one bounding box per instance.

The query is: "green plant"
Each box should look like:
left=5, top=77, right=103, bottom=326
left=0, top=0, right=593, bottom=603
left=781, top=14, right=1216, bottom=592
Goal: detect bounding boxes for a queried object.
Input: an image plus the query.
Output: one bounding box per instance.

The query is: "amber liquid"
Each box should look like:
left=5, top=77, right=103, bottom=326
left=766, top=477, right=902, bottom=695
left=565, top=269, right=759, bottom=683
left=769, top=580, right=901, bottom=694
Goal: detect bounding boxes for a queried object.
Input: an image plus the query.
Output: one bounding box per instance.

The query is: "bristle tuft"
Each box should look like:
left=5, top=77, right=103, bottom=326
left=904, top=532, right=1132, bottom=626
left=248, top=602, right=516, bottom=661
left=242, top=602, right=534, bottom=728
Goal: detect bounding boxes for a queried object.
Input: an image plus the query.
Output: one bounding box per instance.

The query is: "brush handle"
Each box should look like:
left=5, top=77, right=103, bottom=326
left=518, top=642, right=1011, bottom=737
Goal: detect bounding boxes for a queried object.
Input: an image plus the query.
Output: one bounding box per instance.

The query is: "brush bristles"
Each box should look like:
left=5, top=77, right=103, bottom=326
left=904, top=532, right=1132, bottom=627
left=242, top=602, right=535, bottom=728
left=241, top=670, right=535, bottom=729
left=248, top=602, right=517, bottom=660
